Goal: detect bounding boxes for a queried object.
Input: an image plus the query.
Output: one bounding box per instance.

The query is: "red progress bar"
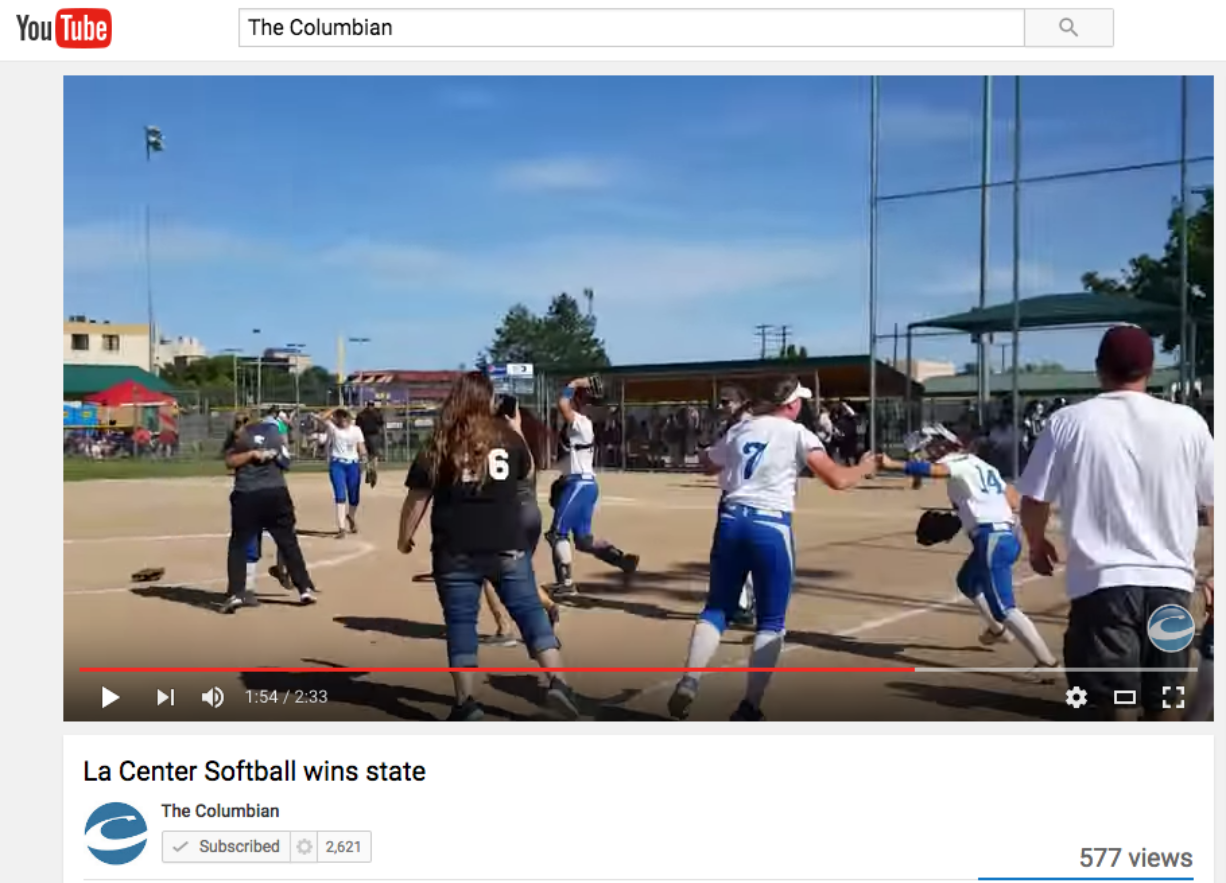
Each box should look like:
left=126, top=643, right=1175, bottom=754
left=80, top=666, right=916, bottom=674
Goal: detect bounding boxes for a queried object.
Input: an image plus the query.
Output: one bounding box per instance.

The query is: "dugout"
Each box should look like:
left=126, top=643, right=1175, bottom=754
left=904, top=292, right=1193, bottom=476
left=539, top=355, right=916, bottom=471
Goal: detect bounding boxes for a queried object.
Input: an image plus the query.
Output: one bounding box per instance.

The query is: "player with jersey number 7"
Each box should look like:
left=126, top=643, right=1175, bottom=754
left=668, top=377, right=876, bottom=722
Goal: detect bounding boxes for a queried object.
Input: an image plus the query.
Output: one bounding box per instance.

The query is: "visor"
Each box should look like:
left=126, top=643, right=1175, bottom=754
left=781, top=383, right=814, bottom=406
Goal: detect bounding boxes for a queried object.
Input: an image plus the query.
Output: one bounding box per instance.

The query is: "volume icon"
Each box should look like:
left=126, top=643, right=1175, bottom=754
left=201, top=687, right=225, bottom=708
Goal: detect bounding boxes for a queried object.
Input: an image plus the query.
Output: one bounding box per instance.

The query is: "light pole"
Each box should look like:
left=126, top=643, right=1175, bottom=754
left=284, top=343, right=306, bottom=413
left=219, top=347, right=242, bottom=411
left=144, top=126, right=164, bottom=375
left=252, top=328, right=263, bottom=411
left=338, top=336, right=371, bottom=407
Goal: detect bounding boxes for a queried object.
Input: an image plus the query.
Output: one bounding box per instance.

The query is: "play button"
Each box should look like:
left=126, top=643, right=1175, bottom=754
left=102, top=687, right=120, bottom=708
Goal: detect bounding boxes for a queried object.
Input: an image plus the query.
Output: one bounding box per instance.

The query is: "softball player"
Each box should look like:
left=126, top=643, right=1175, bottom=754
left=546, top=376, right=639, bottom=596
left=669, top=377, right=876, bottom=721
left=879, top=425, right=1059, bottom=680
left=321, top=408, right=367, bottom=537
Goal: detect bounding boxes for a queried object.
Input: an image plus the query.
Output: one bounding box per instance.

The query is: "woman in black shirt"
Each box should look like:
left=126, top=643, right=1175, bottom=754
left=398, top=372, right=578, bottom=721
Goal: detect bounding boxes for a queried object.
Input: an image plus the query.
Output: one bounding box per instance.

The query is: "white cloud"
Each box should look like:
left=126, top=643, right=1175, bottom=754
left=64, top=222, right=266, bottom=272
left=914, top=261, right=1058, bottom=299
left=495, top=157, right=618, bottom=191
left=328, top=235, right=858, bottom=306
left=879, top=103, right=983, bottom=145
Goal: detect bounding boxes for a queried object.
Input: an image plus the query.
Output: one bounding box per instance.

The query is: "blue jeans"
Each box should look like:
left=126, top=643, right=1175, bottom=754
left=433, top=550, right=559, bottom=667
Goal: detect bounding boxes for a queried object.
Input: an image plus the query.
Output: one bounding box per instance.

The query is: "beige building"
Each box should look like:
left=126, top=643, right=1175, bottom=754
left=157, top=335, right=208, bottom=369
left=64, top=316, right=151, bottom=372
left=891, top=358, right=957, bottom=383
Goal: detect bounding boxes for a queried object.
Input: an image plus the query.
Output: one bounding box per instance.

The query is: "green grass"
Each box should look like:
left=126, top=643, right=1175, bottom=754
left=63, top=457, right=330, bottom=482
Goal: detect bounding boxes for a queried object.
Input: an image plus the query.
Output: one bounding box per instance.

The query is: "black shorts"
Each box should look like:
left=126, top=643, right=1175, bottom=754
left=362, top=433, right=382, bottom=457
left=1064, top=585, right=1193, bottom=714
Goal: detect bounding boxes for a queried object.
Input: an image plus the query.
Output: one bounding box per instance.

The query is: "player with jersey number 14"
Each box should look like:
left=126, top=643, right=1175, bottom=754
left=877, top=425, right=1060, bottom=682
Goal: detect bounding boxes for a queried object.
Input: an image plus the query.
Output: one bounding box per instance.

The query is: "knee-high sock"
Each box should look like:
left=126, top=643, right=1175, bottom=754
left=335, top=502, right=347, bottom=532
left=683, top=621, right=722, bottom=681
left=745, top=630, right=785, bottom=707
left=1004, top=609, right=1057, bottom=665
left=738, top=574, right=754, bottom=610
left=970, top=594, right=1001, bottom=631
left=552, top=538, right=573, bottom=584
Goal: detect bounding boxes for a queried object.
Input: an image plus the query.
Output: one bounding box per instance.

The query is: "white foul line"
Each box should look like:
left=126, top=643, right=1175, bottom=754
left=64, top=540, right=376, bottom=596
left=638, top=568, right=1061, bottom=698
left=65, top=532, right=230, bottom=545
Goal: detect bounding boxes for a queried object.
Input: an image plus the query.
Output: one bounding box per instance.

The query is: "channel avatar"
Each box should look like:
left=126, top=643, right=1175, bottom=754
left=85, top=802, right=147, bottom=865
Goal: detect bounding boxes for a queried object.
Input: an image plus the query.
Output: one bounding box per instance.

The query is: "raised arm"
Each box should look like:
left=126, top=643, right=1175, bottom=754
left=557, top=377, right=590, bottom=423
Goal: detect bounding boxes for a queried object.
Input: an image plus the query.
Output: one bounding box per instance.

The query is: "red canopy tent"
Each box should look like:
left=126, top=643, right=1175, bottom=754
left=84, top=380, right=175, bottom=407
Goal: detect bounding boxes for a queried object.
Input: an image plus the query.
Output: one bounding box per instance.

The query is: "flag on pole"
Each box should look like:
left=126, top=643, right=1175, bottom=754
left=145, top=125, right=164, bottom=159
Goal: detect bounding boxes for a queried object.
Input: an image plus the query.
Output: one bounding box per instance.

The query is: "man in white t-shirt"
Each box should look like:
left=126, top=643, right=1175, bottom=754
left=1017, top=325, right=1214, bottom=721
left=545, top=376, right=639, bottom=595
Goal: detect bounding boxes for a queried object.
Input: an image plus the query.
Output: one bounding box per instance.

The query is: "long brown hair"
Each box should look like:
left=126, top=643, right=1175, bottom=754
left=426, top=371, right=500, bottom=485
left=517, top=405, right=548, bottom=466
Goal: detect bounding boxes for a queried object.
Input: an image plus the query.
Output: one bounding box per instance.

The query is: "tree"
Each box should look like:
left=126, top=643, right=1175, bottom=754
left=1081, top=187, right=1212, bottom=374
left=777, top=343, right=809, bottom=360
left=486, top=292, right=611, bottom=370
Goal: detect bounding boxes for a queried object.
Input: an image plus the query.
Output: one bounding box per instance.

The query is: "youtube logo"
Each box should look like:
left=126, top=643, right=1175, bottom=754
left=15, top=9, right=111, bottom=48
left=56, top=8, right=111, bottom=47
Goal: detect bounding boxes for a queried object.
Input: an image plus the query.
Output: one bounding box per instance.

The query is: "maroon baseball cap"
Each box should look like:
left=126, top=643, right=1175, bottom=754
left=1096, top=324, right=1154, bottom=382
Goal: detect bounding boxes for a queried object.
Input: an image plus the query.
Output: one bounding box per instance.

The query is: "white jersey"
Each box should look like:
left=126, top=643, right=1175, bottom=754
left=709, top=415, right=824, bottom=513
left=939, top=452, right=1014, bottom=535
left=560, top=413, right=595, bottom=477
left=326, top=423, right=365, bottom=463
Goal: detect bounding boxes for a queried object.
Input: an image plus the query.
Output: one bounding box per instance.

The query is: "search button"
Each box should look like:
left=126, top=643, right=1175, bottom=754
left=1024, top=9, right=1113, bottom=47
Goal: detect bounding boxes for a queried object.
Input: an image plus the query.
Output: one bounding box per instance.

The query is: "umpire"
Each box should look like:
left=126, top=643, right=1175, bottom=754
left=1017, top=325, right=1214, bottom=720
left=222, top=409, right=318, bottom=612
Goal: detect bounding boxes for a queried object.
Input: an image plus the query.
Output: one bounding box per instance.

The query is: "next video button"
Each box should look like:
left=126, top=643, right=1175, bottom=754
left=162, top=831, right=290, bottom=862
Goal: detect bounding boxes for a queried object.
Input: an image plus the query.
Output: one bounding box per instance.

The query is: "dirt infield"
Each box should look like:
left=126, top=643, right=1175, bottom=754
left=64, top=471, right=1210, bottom=722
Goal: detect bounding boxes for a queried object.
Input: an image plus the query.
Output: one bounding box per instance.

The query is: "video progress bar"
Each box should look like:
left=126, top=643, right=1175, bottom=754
left=79, top=666, right=1197, bottom=674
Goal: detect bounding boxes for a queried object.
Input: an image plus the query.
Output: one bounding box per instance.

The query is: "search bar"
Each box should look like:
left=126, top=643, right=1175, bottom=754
left=238, top=8, right=1115, bottom=48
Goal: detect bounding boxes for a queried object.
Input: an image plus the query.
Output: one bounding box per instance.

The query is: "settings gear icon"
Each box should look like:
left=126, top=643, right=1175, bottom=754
left=296, top=838, right=313, bottom=856
left=1065, top=686, right=1089, bottom=709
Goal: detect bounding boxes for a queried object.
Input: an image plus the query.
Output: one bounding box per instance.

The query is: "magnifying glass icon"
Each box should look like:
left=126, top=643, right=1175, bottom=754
left=1059, top=17, right=1079, bottom=37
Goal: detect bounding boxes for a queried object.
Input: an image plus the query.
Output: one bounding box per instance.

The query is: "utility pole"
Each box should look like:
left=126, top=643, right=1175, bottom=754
left=755, top=324, right=773, bottom=359
left=779, top=324, right=792, bottom=356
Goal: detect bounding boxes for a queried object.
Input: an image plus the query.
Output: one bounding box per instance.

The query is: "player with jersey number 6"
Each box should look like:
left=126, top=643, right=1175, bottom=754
left=668, top=377, right=877, bottom=721
left=320, top=408, right=367, bottom=538
left=877, top=425, right=1060, bottom=681
left=398, top=371, right=579, bottom=722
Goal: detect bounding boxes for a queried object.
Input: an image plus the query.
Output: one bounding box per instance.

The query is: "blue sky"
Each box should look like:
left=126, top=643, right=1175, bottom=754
left=63, top=75, right=1213, bottom=373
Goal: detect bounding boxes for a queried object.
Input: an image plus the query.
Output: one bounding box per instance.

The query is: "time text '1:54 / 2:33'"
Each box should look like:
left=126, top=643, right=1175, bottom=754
left=247, top=690, right=328, bottom=704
